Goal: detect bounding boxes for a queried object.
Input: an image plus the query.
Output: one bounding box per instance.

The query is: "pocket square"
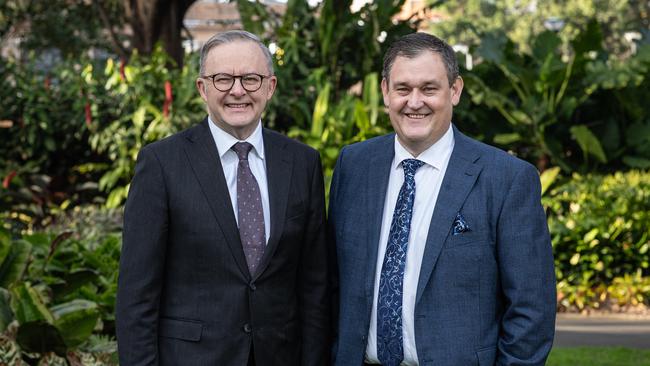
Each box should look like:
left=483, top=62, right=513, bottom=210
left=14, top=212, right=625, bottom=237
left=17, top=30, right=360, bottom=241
left=452, top=212, right=470, bottom=235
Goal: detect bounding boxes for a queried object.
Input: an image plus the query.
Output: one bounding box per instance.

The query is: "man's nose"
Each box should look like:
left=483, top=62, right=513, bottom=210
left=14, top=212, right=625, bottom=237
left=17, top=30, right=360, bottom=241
left=229, top=77, right=247, bottom=96
left=407, top=90, right=424, bottom=109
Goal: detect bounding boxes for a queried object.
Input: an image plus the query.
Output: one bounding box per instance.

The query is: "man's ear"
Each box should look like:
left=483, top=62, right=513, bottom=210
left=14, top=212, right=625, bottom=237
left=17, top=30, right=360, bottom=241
left=451, top=76, right=464, bottom=106
left=196, top=78, right=208, bottom=101
left=265, top=75, right=277, bottom=100
left=381, top=78, right=389, bottom=107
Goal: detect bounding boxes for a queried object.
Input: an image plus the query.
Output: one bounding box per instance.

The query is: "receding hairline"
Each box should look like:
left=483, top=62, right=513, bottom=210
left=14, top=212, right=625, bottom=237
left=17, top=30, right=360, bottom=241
left=199, top=31, right=274, bottom=76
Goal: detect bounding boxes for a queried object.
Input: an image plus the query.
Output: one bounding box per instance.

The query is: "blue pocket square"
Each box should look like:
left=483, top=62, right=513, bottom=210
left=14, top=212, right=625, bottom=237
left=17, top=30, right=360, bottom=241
left=452, top=212, right=470, bottom=235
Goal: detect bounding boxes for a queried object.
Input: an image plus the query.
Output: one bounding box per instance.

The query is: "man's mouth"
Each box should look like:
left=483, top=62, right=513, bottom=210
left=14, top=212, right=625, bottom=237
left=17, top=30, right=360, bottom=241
left=404, top=113, right=429, bottom=119
left=226, top=103, right=250, bottom=109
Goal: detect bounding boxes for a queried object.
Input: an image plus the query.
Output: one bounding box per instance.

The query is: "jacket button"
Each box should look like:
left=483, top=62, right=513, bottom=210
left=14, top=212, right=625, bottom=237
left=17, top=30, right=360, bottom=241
left=243, top=323, right=252, bottom=333
left=249, top=282, right=256, bottom=291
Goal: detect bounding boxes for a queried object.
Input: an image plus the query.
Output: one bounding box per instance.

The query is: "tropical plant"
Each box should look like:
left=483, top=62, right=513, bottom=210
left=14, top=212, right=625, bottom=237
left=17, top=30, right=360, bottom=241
left=0, top=227, right=120, bottom=363
left=460, top=21, right=650, bottom=172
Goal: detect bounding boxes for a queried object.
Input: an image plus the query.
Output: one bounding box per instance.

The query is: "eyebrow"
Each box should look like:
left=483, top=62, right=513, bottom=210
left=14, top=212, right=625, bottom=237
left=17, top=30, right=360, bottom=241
left=392, top=80, right=442, bottom=88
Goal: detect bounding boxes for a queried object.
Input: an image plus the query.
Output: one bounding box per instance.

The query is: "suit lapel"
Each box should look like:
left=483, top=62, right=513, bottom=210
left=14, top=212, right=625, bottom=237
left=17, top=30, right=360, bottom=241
left=365, top=135, right=395, bottom=304
left=183, top=119, right=251, bottom=279
left=415, top=127, right=484, bottom=306
left=253, top=128, right=292, bottom=281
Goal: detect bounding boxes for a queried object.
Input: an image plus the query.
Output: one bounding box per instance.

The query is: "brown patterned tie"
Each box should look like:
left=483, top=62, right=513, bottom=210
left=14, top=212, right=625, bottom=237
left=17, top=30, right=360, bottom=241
left=232, top=142, right=266, bottom=276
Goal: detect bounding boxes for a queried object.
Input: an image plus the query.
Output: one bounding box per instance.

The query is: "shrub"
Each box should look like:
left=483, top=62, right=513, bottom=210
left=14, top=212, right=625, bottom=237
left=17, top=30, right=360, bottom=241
left=544, top=170, right=650, bottom=310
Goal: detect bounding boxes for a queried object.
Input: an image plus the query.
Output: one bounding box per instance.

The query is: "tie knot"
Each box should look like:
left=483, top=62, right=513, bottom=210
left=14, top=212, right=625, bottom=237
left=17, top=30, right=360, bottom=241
left=232, top=142, right=253, bottom=161
left=401, top=159, right=424, bottom=179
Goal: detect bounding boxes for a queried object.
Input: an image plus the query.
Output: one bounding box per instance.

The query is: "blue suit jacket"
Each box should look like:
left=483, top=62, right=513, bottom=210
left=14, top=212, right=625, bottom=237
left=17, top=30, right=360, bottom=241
left=329, top=127, right=555, bottom=366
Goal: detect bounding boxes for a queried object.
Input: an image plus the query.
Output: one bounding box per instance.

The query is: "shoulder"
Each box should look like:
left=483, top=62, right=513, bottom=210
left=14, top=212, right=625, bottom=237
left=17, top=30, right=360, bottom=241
left=263, top=128, right=320, bottom=160
left=338, top=133, right=395, bottom=161
left=138, top=122, right=204, bottom=159
left=455, top=129, right=539, bottom=183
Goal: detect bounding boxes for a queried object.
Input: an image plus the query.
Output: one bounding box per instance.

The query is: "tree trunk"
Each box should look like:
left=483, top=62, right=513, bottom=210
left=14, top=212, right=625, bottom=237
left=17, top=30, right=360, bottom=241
left=124, top=0, right=195, bottom=68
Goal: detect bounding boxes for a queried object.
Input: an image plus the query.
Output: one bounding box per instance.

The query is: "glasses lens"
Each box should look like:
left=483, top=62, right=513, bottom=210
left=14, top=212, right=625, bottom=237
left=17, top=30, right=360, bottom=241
left=241, top=74, right=263, bottom=91
left=213, top=74, right=234, bottom=91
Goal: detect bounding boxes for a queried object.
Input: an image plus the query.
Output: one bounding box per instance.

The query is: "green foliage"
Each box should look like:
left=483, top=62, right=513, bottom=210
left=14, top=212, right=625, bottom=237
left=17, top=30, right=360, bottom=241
left=86, top=47, right=204, bottom=207
left=434, top=0, right=647, bottom=57
left=0, top=226, right=119, bottom=362
left=288, top=73, right=390, bottom=190
left=460, top=22, right=650, bottom=172
left=0, top=239, right=31, bottom=288
left=544, top=170, right=650, bottom=310
left=0, top=0, right=126, bottom=59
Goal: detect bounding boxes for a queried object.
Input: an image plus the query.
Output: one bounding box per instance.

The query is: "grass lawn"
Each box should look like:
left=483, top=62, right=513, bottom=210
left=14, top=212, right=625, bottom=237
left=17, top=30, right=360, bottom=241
left=548, top=347, right=650, bottom=365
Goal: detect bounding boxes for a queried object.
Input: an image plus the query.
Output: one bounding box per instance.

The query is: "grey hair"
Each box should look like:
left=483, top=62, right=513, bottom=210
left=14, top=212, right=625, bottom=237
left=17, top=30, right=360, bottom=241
left=199, top=30, right=274, bottom=76
left=382, top=32, right=459, bottom=86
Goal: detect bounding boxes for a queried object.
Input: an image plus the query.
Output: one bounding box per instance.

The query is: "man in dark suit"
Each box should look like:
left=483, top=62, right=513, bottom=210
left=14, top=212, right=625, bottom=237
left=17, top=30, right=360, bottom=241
left=116, top=30, right=329, bottom=366
left=329, top=33, right=555, bottom=366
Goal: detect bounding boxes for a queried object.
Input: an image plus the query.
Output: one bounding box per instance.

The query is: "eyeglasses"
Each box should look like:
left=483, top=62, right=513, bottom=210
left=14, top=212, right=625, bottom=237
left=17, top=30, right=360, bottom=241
left=201, top=73, right=271, bottom=92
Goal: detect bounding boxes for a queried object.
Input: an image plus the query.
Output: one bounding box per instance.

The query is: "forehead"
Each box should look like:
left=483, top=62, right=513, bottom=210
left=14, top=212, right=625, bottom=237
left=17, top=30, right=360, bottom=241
left=204, top=40, right=268, bottom=73
left=388, top=51, right=448, bottom=85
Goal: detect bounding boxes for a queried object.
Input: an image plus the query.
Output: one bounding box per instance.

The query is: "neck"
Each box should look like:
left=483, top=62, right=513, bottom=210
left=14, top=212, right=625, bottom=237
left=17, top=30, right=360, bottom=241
left=211, top=118, right=258, bottom=140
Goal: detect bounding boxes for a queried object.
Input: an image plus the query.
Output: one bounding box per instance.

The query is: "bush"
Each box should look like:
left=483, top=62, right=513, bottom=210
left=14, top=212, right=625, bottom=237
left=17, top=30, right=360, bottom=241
left=0, top=224, right=120, bottom=364
left=544, top=170, right=650, bottom=310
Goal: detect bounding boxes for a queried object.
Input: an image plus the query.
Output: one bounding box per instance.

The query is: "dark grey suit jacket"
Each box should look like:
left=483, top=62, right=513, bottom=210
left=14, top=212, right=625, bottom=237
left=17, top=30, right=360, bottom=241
left=116, top=119, right=330, bottom=366
left=329, top=127, right=555, bottom=365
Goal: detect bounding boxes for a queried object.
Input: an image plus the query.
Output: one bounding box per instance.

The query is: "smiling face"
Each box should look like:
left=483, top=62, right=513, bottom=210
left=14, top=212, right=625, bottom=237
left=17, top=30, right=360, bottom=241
left=196, top=40, right=277, bottom=140
left=381, top=51, right=463, bottom=156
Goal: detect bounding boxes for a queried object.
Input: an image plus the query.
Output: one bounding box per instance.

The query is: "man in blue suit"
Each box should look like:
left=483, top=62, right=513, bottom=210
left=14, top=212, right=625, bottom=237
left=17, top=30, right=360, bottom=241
left=329, top=32, right=556, bottom=366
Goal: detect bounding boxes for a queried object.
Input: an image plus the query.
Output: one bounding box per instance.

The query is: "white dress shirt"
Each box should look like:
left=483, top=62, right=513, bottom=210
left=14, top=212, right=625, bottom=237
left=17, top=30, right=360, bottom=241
left=208, top=118, right=271, bottom=244
left=365, top=125, right=455, bottom=365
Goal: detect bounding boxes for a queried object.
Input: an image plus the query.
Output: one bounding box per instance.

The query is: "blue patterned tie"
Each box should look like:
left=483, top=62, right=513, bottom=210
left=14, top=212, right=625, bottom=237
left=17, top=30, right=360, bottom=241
left=377, top=158, right=424, bottom=366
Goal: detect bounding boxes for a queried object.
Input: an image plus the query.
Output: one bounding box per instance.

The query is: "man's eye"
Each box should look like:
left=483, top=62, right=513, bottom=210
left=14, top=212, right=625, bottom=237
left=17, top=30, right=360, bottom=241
left=243, top=76, right=260, bottom=83
left=215, top=77, right=233, bottom=83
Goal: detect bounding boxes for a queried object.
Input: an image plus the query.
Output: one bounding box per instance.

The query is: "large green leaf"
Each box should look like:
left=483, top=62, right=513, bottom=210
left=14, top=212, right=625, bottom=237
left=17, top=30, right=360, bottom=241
left=51, top=299, right=99, bottom=348
left=570, top=125, right=607, bottom=163
left=540, top=167, right=561, bottom=196
left=572, top=19, right=603, bottom=55
left=51, top=269, right=99, bottom=301
left=16, top=320, right=67, bottom=356
left=311, top=83, right=330, bottom=136
left=493, top=132, right=522, bottom=145
left=10, top=283, right=54, bottom=324
left=0, top=239, right=32, bottom=287
left=0, top=287, right=14, bottom=332
left=362, top=73, right=379, bottom=126
left=622, top=156, right=650, bottom=169
left=476, top=31, right=507, bottom=64
left=532, top=31, right=561, bottom=62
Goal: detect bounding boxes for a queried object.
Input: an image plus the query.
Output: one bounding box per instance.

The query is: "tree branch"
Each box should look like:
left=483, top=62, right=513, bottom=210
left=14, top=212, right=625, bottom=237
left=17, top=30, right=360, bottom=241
left=92, top=0, right=130, bottom=60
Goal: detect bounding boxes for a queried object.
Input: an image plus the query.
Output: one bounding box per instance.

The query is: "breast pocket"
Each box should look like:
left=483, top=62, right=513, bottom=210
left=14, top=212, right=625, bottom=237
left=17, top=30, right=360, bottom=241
left=444, top=230, right=489, bottom=250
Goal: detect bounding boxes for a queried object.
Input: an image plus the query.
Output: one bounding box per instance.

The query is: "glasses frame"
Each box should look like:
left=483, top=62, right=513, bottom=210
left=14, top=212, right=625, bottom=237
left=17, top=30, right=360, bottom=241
left=201, top=72, right=272, bottom=92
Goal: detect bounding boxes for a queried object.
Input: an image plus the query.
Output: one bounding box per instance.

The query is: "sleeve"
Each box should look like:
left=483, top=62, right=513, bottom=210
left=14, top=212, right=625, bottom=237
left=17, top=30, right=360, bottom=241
left=299, top=151, right=331, bottom=366
left=116, top=146, right=169, bottom=366
left=327, top=147, right=345, bottom=360
left=496, top=163, right=556, bottom=366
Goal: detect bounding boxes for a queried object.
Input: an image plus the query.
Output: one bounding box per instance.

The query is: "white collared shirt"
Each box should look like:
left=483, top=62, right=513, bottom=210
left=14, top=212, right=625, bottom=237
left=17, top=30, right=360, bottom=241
left=365, top=125, right=455, bottom=365
left=207, top=118, right=271, bottom=244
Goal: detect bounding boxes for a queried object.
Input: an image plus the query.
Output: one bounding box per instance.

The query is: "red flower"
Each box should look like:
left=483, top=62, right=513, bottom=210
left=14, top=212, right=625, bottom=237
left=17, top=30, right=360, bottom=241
left=85, top=103, right=92, bottom=127
left=120, top=58, right=127, bottom=82
left=163, top=81, right=173, bottom=118
left=2, top=170, right=17, bottom=189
